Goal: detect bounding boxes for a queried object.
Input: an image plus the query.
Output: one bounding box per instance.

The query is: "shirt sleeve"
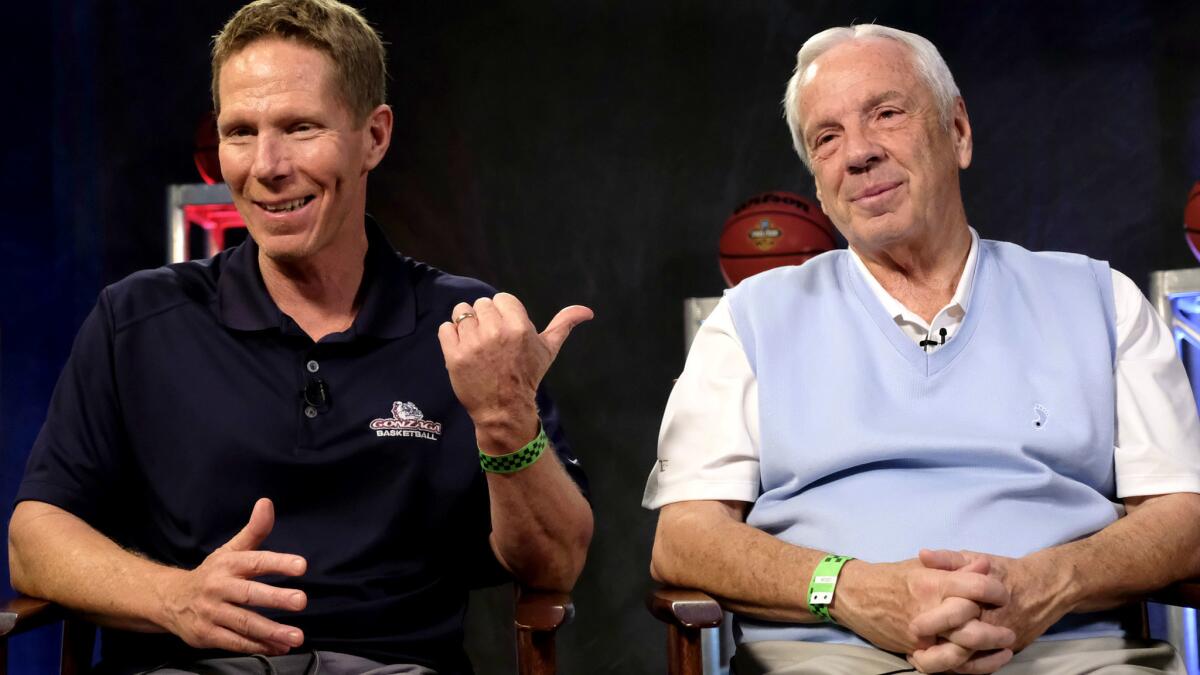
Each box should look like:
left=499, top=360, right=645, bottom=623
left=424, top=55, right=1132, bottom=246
left=15, top=288, right=133, bottom=529
left=642, top=296, right=761, bottom=509
left=1110, top=269, right=1200, bottom=498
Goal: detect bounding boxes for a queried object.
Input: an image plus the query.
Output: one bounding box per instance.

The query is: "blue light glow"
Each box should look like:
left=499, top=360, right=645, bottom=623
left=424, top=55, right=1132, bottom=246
left=1171, top=296, right=1200, bottom=674
left=1174, top=292, right=1200, bottom=318
left=1185, top=607, right=1199, bottom=674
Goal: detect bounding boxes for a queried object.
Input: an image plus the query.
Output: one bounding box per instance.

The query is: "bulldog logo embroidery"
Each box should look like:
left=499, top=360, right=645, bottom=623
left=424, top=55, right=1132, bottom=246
left=370, top=401, right=443, bottom=440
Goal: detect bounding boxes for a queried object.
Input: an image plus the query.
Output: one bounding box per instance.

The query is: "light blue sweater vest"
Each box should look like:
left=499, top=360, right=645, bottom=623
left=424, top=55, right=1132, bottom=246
left=727, top=239, right=1122, bottom=646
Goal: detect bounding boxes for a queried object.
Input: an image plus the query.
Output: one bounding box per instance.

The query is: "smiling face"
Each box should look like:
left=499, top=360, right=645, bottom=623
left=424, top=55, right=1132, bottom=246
left=216, top=37, right=391, bottom=265
left=796, top=38, right=972, bottom=255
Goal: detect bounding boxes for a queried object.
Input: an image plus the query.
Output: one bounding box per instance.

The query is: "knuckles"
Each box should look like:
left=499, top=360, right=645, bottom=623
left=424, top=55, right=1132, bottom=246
left=188, top=623, right=219, bottom=648
left=245, top=551, right=269, bottom=576
left=200, top=572, right=225, bottom=596
left=174, top=552, right=301, bottom=654
left=232, top=611, right=252, bottom=635
left=962, top=575, right=987, bottom=597
left=234, top=580, right=253, bottom=606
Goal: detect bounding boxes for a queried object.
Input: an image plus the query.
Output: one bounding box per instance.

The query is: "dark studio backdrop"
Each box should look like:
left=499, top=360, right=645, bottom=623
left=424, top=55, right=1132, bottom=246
left=3, top=0, right=1200, bottom=672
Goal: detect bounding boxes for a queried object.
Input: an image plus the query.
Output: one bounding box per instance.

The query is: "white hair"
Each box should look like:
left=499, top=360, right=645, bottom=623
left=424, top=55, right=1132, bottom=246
left=782, top=24, right=961, bottom=170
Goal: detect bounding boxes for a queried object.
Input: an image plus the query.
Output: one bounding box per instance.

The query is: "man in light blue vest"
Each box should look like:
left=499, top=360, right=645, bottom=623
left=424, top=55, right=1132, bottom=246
left=644, top=24, right=1200, bottom=675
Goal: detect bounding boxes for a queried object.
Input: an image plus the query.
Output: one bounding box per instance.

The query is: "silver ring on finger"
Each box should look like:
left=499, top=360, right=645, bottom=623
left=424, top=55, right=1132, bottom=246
left=453, top=311, right=477, bottom=325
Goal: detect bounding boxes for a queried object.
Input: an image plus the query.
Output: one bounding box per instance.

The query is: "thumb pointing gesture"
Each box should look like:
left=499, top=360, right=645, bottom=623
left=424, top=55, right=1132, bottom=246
left=539, top=305, right=594, bottom=359
left=223, top=497, right=275, bottom=552
left=439, top=293, right=591, bottom=427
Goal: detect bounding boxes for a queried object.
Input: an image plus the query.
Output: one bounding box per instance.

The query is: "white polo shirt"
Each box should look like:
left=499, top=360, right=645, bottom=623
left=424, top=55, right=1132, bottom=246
left=643, top=230, right=1200, bottom=508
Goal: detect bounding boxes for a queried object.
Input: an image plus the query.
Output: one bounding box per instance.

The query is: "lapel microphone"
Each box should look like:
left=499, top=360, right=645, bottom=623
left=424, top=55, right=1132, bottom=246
left=920, top=327, right=949, bottom=351
left=304, top=378, right=331, bottom=407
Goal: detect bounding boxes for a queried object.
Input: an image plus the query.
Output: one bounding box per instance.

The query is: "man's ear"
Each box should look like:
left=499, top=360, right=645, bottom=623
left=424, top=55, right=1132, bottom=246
left=951, top=97, right=972, bottom=170
left=362, top=104, right=393, bottom=172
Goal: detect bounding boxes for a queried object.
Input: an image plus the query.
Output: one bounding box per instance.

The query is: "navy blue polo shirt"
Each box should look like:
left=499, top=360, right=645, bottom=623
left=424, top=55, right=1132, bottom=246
left=17, top=220, right=587, bottom=674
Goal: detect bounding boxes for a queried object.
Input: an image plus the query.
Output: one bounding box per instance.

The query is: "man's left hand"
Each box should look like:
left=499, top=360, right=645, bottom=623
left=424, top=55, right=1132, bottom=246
left=438, top=292, right=593, bottom=450
left=912, top=549, right=1073, bottom=663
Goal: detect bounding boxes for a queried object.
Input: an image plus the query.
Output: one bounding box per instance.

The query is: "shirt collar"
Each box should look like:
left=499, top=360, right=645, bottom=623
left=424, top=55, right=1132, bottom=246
left=847, top=226, right=979, bottom=328
left=215, top=215, right=416, bottom=340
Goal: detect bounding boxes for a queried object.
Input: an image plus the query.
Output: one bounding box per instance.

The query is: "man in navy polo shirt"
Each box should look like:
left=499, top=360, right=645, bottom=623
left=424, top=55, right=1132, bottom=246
left=8, top=1, right=593, bottom=673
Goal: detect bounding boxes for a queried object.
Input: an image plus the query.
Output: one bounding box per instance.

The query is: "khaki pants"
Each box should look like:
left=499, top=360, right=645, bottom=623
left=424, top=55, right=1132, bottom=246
left=733, top=637, right=1185, bottom=674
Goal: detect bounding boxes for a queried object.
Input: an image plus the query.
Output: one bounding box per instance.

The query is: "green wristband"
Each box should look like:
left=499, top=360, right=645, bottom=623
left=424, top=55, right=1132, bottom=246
left=479, top=424, right=547, bottom=474
left=807, top=554, right=854, bottom=623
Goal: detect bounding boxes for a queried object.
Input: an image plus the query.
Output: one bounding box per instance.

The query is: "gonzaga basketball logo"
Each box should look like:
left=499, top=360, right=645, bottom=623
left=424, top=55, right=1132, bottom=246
left=370, top=401, right=443, bottom=440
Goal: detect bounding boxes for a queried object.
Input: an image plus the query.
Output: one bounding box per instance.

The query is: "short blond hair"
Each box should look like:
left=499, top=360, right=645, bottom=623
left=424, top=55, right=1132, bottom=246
left=211, top=0, right=387, bottom=122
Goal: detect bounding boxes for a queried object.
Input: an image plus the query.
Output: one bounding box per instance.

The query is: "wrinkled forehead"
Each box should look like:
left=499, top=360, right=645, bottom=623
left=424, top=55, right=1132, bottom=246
left=217, top=37, right=347, bottom=119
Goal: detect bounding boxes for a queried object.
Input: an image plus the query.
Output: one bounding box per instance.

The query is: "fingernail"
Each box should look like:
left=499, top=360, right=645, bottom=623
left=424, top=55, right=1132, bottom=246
left=292, top=559, right=304, bottom=573
left=289, top=630, right=301, bottom=643
left=290, top=591, right=304, bottom=607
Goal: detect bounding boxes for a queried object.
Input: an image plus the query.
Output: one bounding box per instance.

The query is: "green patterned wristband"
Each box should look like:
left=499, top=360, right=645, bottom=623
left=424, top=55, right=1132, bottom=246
left=479, top=424, right=547, bottom=474
left=807, top=554, right=854, bottom=623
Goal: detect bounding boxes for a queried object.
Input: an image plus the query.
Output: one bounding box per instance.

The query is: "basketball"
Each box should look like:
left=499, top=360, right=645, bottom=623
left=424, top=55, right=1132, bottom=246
left=718, top=191, right=837, bottom=287
left=1186, top=180, right=1200, bottom=263
left=194, top=112, right=222, bottom=185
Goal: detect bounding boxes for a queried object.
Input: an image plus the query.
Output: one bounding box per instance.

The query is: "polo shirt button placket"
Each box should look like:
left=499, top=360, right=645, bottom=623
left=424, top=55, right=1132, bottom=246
left=301, top=356, right=328, bottom=423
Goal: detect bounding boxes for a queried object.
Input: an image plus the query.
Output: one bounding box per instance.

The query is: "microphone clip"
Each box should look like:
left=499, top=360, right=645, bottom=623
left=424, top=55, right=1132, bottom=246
left=303, top=378, right=331, bottom=408
left=920, top=327, right=949, bottom=351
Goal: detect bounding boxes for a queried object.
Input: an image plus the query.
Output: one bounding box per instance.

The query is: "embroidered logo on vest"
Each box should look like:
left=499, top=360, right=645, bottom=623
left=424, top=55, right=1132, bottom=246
left=1032, top=403, right=1049, bottom=429
left=370, top=401, right=443, bottom=440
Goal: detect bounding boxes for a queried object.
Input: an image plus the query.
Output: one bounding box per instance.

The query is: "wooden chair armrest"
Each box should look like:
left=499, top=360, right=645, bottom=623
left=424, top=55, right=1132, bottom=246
left=513, top=587, right=573, bottom=675
left=646, top=586, right=723, bottom=630
left=514, top=588, right=574, bottom=632
left=0, top=594, right=96, bottom=675
left=0, top=594, right=66, bottom=638
left=1148, top=579, right=1200, bottom=608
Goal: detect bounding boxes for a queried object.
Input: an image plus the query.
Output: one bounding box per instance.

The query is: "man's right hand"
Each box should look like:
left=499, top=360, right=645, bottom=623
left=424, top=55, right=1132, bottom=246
left=831, top=556, right=1015, bottom=673
left=155, top=498, right=308, bottom=655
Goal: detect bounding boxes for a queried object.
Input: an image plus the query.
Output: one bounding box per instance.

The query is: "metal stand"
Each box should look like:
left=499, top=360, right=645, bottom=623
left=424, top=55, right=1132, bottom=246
left=683, top=296, right=731, bottom=675
left=1150, top=268, right=1200, bottom=675
left=165, top=183, right=235, bottom=263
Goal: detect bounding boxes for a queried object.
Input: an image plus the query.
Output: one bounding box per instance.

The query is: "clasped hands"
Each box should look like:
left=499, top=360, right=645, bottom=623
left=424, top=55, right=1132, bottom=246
left=836, top=549, right=1069, bottom=674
